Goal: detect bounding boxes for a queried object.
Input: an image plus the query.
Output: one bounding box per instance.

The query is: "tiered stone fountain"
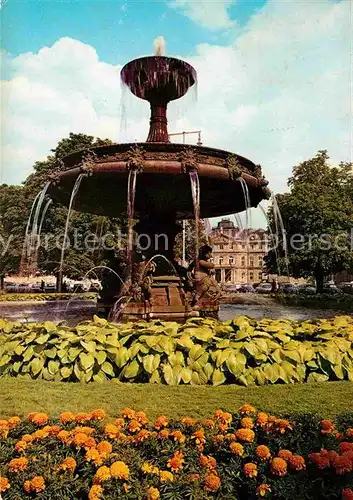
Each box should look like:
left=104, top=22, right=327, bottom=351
left=49, top=41, right=270, bottom=321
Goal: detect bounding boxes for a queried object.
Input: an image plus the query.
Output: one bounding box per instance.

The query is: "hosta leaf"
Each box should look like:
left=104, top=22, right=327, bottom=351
left=212, top=368, right=226, bottom=386
left=30, top=357, right=44, bottom=376
left=101, top=361, right=115, bottom=377
left=307, top=372, right=329, bottom=383
left=180, top=367, right=192, bottom=384
left=80, top=340, right=96, bottom=353
left=177, top=336, right=194, bottom=349
left=163, top=364, right=181, bottom=385
left=61, top=366, right=73, bottom=379
left=23, top=346, right=35, bottom=362
left=48, top=360, right=60, bottom=375
left=44, top=348, right=57, bottom=359
left=143, top=354, right=161, bottom=374
left=35, top=334, right=50, bottom=344
left=93, top=371, right=108, bottom=383
left=68, top=347, right=81, bottom=362
left=79, top=352, right=95, bottom=371
left=149, top=369, right=161, bottom=384
left=115, top=347, right=129, bottom=368
left=95, top=351, right=107, bottom=365
left=14, top=345, right=26, bottom=355
left=44, top=321, right=57, bottom=333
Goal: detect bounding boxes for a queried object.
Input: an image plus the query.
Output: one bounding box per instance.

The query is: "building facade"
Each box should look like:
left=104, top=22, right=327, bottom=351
left=209, top=219, right=268, bottom=285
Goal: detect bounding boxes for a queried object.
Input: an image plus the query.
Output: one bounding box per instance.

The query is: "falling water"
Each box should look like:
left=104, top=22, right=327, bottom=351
left=20, top=191, right=42, bottom=274
left=127, top=170, right=137, bottom=273
left=108, top=296, right=132, bottom=322
left=239, top=178, right=252, bottom=283
left=58, top=174, right=84, bottom=292
left=204, top=218, right=212, bottom=243
left=232, top=213, right=243, bottom=230
left=142, top=254, right=178, bottom=277
left=30, top=182, right=51, bottom=245
left=259, top=203, right=281, bottom=275
left=271, top=194, right=290, bottom=276
left=189, top=170, right=200, bottom=272
left=30, top=199, right=53, bottom=272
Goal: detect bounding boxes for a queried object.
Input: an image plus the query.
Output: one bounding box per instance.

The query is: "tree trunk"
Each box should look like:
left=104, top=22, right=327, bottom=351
left=315, top=271, right=324, bottom=293
left=0, top=275, right=4, bottom=291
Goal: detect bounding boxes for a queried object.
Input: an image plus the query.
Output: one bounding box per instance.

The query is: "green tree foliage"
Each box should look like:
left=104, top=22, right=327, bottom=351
left=265, top=151, right=353, bottom=290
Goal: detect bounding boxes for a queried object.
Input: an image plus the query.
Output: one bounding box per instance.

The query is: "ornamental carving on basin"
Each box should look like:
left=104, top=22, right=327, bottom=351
left=80, top=151, right=97, bottom=176
left=227, top=154, right=242, bottom=181
left=126, top=145, right=145, bottom=172
left=180, top=147, right=199, bottom=173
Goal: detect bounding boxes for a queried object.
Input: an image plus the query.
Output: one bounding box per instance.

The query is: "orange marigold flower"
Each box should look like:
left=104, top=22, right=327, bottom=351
left=60, top=411, right=75, bottom=424
left=214, top=410, right=232, bottom=425
left=97, top=440, right=113, bottom=456
left=8, top=457, right=28, bottom=472
left=256, top=484, right=271, bottom=497
left=15, top=440, right=28, bottom=453
left=75, top=412, right=91, bottom=423
left=327, top=450, right=339, bottom=463
left=189, top=473, right=200, bottom=482
left=114, top=417, right=125, bottom=428
left=346, top=428, right=353, bottom=438
left=213, top=434, right=225, bottom=446
left=256, top=445, right=271, bottom=461
left=91, top=409, right=106, bottom=421
left=128, top=419, right=141, bottom=433
left=120, top=407, right=136, bottom=419
left=154, top=415, right=169, bottom=429
left=241, top=417, right=254, bottom=429
left=277, top=449, right=293, bottom=462
left=274, top=418, right=292, bottom=434
left=167, top=451, right=184, bottom=472
left=24, top=480, right=32, bottom=493
left=308, top=452, right=330, bottom=469
left=337, top=433, right=344, bottom=441
left=8, top=416, right=21, bottom=428
left=289, top=454, right=306, bottom=471
left=59, top=457, right=77, bottom=473
left=203, top=419, right=215, bottom=429
left=200, top=455, right=216, bottom=469
left=342, top=489, right=353, bottom=500
left=31, top=413, right=49, bottom=426
left=235, top=428, right=255, bottom=442
left=204, top=473, right=221, bottom=492
left=85, top=449, right=103, bottom=466
left=171, top=430, right=185, bottom=443
left=27, top=412, right=37, bottom=421
left=0, top=477, right=10, bottom=492
left=192, top=429, right=206, bottom=445
left=22, top=434, right=33, bottom=443
left=135, top=411, right=148, bottom=425
left=48, top=425, right=61, bottom=436
left=230, top=442, right=244, bottom=456
left=104, top=423, right=119, bottom=439
left=159, top=470, right=174, bottom=483
left=271, top=457, right=288, bottom=476
left=73, top=432, right=89, bottom=447
left=158, top=429, right=169, bottom=439
left=243, top=462, right=258, bottom=478
left=93, top=466, right=111, bottom=484
left=141, top=462, right=159, bottom=475
left=340, top=442, right=353, bottom=453
left=225, top=433, right=236, bottom=442
left=321, top=419, right=335, bottom=434
left=57, top=430, right=70, bottom=443
left=73, top=426, right=95, bottom=435
left=135, top=429, right=151, bottom=443
left=88, top=484, right=104, bottom=500
left=256, top=412, right=269, bottom=427
left=180, top=417, right=197, bottom=427
left=332, top=455, right=353, bottom=475
left=30, top=476, right=45, bottom=493
left=146, top=486, right=160, bottom=500
left=110, top=461, right=130, bottom=480
left=239, top=404, right=256, bottom=415
left=32, top=429, right=48, bottom=440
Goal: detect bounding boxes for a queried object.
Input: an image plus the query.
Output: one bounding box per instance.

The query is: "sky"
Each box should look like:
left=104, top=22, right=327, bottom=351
left=1, top=0, right=352, bottom=228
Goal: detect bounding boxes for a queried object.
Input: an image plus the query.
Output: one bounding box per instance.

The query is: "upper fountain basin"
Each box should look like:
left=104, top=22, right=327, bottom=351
left=48, top=142, right=270, bottom=219
left=121, top=56, right=197, bottom=103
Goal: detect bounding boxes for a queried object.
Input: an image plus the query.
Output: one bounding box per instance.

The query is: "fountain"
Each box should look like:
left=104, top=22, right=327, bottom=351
left=48, top=38, right=270, bottom=321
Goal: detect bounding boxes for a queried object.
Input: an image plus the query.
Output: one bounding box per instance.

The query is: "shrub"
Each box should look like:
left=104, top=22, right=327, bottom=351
left=0, top=406, right=352, bottom=499
left=0, top=315, right=352, bottom=385
left=0, top=293, right=97, bottom=302
left=275, top=293, right=353, bottom=312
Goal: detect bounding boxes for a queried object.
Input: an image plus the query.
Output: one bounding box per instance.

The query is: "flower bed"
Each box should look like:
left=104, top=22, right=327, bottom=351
left=0, top=293, right=97, bottom=302
left=0, top=315, right=353, bottom=385
left=0, top=405, right=352, bottom=499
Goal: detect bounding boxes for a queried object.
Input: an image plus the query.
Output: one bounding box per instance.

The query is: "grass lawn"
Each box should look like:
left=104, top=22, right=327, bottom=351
left=0, top=378, right=352, bottom=420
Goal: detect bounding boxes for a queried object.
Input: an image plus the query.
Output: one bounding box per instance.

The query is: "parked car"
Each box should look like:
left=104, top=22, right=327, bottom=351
left=238, top=284, right=255, bottom=293
left=44, top=284, right=56, bottom=293
left=297, top=284, right=316, bottom=295
left=222, top=284, right=239, bottom=292
left=255, top=283, right=272, bottom=294
left=280, top=283, right=298, bottom=294
left=322, top=283, right=342, bottom=294
left=338, top=282, right=353, bottom=294
left=4, top=282, right=18, bottom=292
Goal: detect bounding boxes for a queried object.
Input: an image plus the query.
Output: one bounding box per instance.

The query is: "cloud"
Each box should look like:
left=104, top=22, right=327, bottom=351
left=169, top=0, right=236, bottom=31
left=1, top=0, right=351, bottom=232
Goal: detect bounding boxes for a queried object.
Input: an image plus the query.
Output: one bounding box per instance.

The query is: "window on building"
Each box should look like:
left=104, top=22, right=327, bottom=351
left=258, top=257, right=263, bottom=266
left=258, top=271, right=262, bottom=280
left=241, top=272, right=246, bottom=280
left=241, top=256, right=245, bottom=266
left=219, top=257, right=223, bottom=265
left=249, top=272, right=254, bottom=281
left=229, top=256, right=234, bottom=265
left=249, top=257, right=254, bottom=267
left=220, top=244, right=224, bottom=250
left=215, top=269, right=221, bottom=282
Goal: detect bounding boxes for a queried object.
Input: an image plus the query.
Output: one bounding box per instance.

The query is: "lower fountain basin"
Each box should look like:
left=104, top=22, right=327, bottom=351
left=49, top=143, right=269, bottom=219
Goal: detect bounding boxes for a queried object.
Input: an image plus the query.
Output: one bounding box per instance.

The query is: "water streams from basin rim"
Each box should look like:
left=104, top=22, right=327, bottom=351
left=58, top=174, right=84, bottom=292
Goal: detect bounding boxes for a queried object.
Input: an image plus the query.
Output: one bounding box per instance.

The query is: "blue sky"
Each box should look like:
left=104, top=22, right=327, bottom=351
left=2, top=0, right=266, bottom=64
left=1, top=0, right=351, bottom=229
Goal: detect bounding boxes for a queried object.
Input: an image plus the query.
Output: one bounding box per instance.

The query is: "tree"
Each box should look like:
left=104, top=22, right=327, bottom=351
left=265, top=150, right=353, bottom=291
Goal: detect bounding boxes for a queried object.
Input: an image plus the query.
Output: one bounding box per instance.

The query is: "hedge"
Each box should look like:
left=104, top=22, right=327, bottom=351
left=0, top=406, right=352, bottom=499
left=274, top=293, right=353, bottom=313
left=0, top=315, right=352, bottom=386
left=0, top=293, right=97, bottom=302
